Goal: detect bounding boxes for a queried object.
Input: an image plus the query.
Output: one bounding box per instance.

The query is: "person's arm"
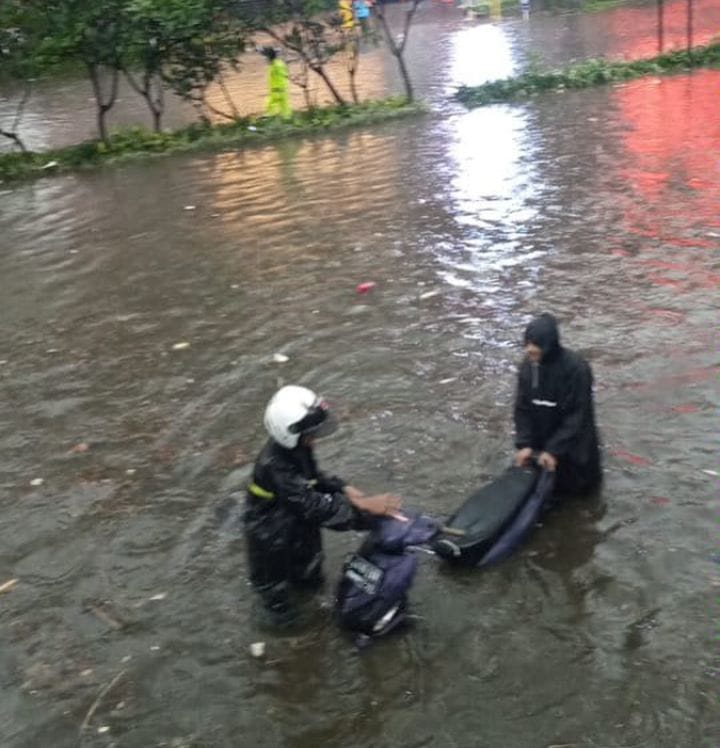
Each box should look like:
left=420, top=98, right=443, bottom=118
left=269, top=463, right=356, bottom=529
left=544, top=362, right=593, bottom=459
left=513, top=363, right=533, bottom=449
left=276, top=465, right=400, bottom=529
left=314, top=470, right=347, bottom=494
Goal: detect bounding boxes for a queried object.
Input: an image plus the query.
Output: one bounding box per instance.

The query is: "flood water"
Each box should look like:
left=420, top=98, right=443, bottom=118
left=1, top=2, right=719, bottom=747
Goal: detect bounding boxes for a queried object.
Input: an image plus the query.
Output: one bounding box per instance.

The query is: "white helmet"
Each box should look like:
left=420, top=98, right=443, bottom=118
left=263, top=385, right=338, bottom=449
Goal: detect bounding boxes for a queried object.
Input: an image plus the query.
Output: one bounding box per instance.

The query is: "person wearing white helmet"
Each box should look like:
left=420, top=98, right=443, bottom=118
left=244, top=385, right=403, bottom=626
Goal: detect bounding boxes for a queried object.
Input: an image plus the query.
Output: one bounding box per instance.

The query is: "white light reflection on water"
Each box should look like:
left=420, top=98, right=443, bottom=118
left=446, top=21, right=518, bottom=93
left=437, top=105, right=545, bottom=299
left=430, top=23, right=547, bottom=332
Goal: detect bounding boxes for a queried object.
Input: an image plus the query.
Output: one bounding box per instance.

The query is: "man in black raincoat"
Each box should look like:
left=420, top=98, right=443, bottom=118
left=514, top=313, right=601, bottom=495
left=244, top=385, right=402, bottom=626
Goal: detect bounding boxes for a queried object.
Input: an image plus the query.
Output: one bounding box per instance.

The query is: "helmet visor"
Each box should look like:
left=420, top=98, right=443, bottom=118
left=305, top=409, right=338, bottom=439
left=289, top=401, right=339, bottom=440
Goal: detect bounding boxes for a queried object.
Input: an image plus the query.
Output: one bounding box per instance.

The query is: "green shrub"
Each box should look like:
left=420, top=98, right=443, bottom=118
left=456, top=42, right=720, bottom=107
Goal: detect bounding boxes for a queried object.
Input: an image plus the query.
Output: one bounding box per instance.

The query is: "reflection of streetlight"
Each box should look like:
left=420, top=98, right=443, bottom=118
left=657, top=0, right=664, bottom=53
left=686, top=0, right=693, bottom=52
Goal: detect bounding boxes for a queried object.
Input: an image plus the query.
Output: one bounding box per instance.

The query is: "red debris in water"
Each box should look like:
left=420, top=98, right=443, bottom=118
left=612, top=449, right=652, bottom=467
left=672, top=404, right=700, bottom=414
left=650, top=496, right=671, bottom=506
left=356, top=282, right=377, bottom=295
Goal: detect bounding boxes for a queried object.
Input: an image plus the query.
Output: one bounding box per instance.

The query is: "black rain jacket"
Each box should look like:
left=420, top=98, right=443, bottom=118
left=514, top=314, right=601, bottom=491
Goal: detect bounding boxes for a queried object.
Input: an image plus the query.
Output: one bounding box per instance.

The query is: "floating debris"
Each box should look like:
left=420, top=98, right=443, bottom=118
left=356, top=282, right=376, bottom=294
left=272, top=353, right=289, bottom=363
left=611, top=449, right=651, bottom=467
left=250, top=642, right=266, bottom=658
left=88, top=606, right=123, bottom=631
left=70, top=442, right=90, bottom=454
left=29, top=478, right=44, bottom=487
left=0, top=578, right=18, bottom=594
left=183, top=205, right=196, bottom=211
left=172, top=341, right=191, bottom=351
left=148, top=593, right=167, bottom=602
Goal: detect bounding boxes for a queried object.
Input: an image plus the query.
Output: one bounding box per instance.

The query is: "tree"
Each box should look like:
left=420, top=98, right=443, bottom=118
left=343, top=32, right=360, bottom=104
left=0, top=29, right=31, bottom=151
left=0, top=1, right=45, bottom=151
left=32, top=0, right=128, bottom=144
left=247, top=0, right=347, bottom=106
left=123, top=0, right=247, bottom=131
left=374, top=0, right=422, bottom=102
left=286, top=52, right=315, bottom=109
left=159, top=11, right=248, bottom=123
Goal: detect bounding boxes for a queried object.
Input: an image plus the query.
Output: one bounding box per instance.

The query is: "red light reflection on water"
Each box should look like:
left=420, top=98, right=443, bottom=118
left=614, top=69, right=720, bottom=294
left=607, top=0, right=720, bottom=58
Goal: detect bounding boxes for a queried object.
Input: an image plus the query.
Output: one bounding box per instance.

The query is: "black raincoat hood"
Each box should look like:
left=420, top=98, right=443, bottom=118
left=524, top=313, right=561, bottom=360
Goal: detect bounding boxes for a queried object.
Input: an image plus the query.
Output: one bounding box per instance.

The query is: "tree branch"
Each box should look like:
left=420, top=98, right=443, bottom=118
left=400, top=0, right=422, bottom=54
left=12, top=83, right=31, bottom=134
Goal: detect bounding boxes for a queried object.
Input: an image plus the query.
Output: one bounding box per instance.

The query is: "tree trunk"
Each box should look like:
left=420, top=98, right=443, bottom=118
left=217, top=70, right=240, bottom=120
left=0, top=128, right=28, bottom=152
left=97, top=106, right=109, bottom=144
left=0, top=84, right=31, bottom=152
left=312, top=65, right=346, bottom=106
left=376, top=0, right=420, bottom=102
left=125, top=70, right=164, bottom=132
left=151, top=73, right=164, bottom=132
left=349, top=68, right=359, bottom=104
left=88, top=63, right=119, bottom=144
left=346, top=38, right=360, bottom=104
left=396, top=51, right=413, bottom=102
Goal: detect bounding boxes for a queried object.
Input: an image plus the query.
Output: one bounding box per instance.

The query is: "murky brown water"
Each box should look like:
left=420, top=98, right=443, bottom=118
left=1, top=3, right=720, bottom=748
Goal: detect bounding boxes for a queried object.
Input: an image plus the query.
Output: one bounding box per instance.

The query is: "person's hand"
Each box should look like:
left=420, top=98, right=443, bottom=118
left=515, top=447, right=534, bottom=467
left=344, top=485, right=366, bottom=503
left=353, top=493, right=404, bottom=518
left=537, top=451, right=557, bottom=472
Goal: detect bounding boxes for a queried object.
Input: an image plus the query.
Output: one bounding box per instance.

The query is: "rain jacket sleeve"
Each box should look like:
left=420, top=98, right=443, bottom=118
left=513, top=363, right=534, bottom=449
left=544, top=361, right=593, bottom=458
left=271, top=461, right=359, bottom=530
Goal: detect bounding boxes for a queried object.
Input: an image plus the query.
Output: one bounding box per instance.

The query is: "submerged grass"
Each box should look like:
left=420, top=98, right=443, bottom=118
left=456, top=42, right=720, bottom=107
left=0, top=97, right=424, bottom=183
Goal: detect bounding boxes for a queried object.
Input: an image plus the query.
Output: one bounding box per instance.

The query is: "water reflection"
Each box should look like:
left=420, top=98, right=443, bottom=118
left=431, top=101, right=546, bottom=326
left=447, top=22, right=517, bottom=92
left=616, top=70, right=720, bottom=295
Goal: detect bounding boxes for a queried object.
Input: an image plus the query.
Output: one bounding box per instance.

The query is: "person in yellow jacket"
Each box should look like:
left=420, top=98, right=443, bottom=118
left=263, top=47, right=292, bottom=120
left=339, top=0, right=355, bottom=30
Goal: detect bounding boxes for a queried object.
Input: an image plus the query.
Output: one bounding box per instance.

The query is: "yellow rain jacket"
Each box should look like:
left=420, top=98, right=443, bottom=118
left=267, top=58, right=292, bottom=119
